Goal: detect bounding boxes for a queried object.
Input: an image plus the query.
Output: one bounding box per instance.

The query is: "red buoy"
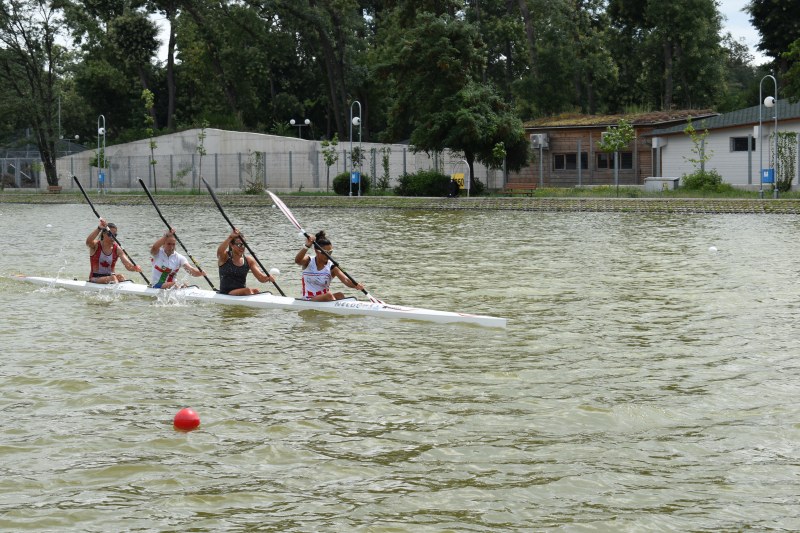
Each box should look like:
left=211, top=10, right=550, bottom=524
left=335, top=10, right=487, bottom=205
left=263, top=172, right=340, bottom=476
left=173, top=408, right=200, bottom=431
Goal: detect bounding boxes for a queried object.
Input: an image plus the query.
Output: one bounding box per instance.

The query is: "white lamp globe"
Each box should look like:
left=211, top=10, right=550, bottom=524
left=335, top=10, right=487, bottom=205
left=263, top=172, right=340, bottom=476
left=764, top=96, right=775, bottom=108
left=98, top=127, right=105, bottom=135
left=290, top=119, right=296, bottom=126
left=352, top=117, right=361, bottom=126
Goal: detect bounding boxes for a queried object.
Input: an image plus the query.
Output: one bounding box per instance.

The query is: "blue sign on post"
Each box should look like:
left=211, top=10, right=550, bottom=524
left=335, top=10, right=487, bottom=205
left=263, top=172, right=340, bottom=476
left=761, top=168, right=774, bottom=183
left=350, top=171, right=360, bottom=184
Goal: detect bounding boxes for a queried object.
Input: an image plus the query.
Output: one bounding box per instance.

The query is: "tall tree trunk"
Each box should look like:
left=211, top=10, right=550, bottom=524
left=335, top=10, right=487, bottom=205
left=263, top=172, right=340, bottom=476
left=181, top=2, right=241, bottom=120
left=165, top=6, right=177, bottom=130
left=517, top=0, right=538, bottom=77
left=663, top=39, right=673, bottom=110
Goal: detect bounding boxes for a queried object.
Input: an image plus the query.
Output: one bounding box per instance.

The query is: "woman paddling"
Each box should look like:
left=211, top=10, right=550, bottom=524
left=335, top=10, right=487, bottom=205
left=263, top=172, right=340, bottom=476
left=216, top=229, right=274, bottom=295
left=86, top=218, right=142, bottom=283
left=295, top=231, right=364, bottom=301
left=150, top=228, right=206, bottom=289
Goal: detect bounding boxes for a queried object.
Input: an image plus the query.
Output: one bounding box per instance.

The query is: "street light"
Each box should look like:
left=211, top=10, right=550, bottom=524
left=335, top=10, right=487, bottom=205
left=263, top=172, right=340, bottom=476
left=758, top=75, right=778, bottom=198
left=97, top=115, right=106, bottom=193
left=290, top=118, right=310, bottom=139
left=349, top=101, right=362, bottom=196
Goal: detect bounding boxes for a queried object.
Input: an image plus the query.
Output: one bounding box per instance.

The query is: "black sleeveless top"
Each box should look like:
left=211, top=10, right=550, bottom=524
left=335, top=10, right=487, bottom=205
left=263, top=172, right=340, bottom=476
left=219, top=254, right=250, bottom=294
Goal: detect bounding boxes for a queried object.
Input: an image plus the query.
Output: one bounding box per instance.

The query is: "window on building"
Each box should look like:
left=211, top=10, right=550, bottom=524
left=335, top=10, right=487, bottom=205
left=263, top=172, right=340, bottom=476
left=553, top=152, right=589, bottom=170
left=730, top=137, right=756, bottom=152
left=596, top=152, right=633, bottom=170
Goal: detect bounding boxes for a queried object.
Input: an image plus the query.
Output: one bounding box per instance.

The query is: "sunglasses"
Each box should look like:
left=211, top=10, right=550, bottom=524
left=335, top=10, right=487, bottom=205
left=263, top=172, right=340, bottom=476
left=316, top=248, right=333, bottom=254
left=232, top=241, right=245, bottom=248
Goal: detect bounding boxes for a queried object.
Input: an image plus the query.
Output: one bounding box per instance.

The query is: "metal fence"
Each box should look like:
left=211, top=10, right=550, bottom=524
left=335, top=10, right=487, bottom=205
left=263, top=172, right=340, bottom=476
left=54, top=147, right=504, bottom=192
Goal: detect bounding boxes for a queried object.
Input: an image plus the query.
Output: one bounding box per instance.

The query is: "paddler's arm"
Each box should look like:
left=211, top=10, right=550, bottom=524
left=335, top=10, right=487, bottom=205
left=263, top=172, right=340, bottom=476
left=294, top=236, right=314, bottom=266
left=246, top=256, right=274, bottom=284
left=217, top=230, right=239, bottom=265
left=150, top=227, right=174, bottom=256
left=332, top=266, right=363, bottom=291
left=119, top=250, right=142, bottom=273
left=86, top=218, right=107, bottom=250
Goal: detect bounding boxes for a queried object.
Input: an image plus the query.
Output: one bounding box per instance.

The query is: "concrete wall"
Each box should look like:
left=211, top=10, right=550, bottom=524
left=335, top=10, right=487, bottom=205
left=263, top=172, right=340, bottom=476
left=52, top=129, right=502, bottom=192
left=659, top=122, right=800, bottom=188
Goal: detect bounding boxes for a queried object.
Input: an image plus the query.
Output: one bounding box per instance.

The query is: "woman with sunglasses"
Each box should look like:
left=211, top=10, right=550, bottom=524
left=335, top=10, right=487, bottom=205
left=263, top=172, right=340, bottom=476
left=295, top=230, right=363, bottom=301
left=216, top=229, right=274, bottom=295
left=85, top=218, right=142, bottom=283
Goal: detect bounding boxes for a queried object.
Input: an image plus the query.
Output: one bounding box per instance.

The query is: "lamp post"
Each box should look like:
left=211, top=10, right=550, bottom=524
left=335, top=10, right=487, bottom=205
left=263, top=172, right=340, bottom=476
left=290, top=118, right=310, bottom=139
left=349, top=100, right=362, bottom=196
left=97, top=115, right=106, bottom=193
left=758, top=75, right=778, bottom=198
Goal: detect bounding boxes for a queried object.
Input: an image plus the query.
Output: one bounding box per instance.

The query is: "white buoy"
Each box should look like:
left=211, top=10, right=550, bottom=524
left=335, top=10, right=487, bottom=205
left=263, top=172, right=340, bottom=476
left=269, top=268, right=280, bottom=277
left=708, top=246, right=717, bottom=253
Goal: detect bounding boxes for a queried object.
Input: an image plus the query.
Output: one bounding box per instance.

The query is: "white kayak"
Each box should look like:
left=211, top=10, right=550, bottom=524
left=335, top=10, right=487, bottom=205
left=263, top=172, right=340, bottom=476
left=13, top=276, right=507, bottom=328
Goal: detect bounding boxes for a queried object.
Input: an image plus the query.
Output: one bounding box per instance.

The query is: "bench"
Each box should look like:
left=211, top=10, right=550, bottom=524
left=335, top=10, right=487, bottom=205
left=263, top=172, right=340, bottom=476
left=502, top=182, right=538, bottom=196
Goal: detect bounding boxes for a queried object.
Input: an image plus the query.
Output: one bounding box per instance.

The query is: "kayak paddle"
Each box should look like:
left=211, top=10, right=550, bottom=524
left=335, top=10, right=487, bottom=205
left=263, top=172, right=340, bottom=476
left=137, top=177, right=217, bottom=291
left=267, top=190, right=382, bottom=304
left=72, top=175, right=150, bottom=285
left=201, top=178, right=285, bottom=296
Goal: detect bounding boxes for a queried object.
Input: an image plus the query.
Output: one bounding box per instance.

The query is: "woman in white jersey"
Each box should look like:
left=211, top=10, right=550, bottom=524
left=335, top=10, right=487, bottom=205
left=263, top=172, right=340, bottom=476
left=149, top=228, right=206, bottom=289
left=294, top=230, right=363, bottom=301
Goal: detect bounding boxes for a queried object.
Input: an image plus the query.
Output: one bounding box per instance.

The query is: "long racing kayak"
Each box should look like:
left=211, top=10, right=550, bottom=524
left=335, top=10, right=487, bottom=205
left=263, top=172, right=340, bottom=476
left=13, top=276, right=507, bottom=328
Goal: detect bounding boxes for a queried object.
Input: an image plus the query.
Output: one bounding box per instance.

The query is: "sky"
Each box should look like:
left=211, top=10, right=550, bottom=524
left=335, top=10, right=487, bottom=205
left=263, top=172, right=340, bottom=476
left=718, top=0, right=768, bottom=64
left=153, top=1, right=768, bottom=65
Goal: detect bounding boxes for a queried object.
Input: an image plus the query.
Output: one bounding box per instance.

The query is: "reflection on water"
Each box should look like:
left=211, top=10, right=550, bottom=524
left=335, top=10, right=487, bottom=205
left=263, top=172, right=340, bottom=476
left=1, top=203, right=800, bottom=531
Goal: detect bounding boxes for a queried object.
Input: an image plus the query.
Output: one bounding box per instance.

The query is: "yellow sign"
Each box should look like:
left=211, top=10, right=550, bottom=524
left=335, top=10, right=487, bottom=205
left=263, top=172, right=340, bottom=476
left=451, top=173, right=465, bottom=189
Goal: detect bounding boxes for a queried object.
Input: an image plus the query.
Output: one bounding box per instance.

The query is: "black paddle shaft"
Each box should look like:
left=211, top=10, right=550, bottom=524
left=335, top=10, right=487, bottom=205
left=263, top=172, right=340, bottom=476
left=137, top=178, right=217, bottom=291
left=201, top=178, right=285, bottom=296
left=72, top=175, right=151, bottom=285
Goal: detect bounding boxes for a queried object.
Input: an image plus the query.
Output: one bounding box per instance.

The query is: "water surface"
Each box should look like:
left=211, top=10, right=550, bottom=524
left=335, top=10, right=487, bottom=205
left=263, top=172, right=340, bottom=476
left=1, top=203, right=799, bottom=531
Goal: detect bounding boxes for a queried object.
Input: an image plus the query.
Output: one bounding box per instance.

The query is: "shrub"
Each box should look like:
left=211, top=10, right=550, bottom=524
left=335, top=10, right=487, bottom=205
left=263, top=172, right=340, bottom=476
left=681, top=170, right=734, bottom=193
left=333, top=171, right=371, bottom=195
left=394, top=170, right=450, bottom=196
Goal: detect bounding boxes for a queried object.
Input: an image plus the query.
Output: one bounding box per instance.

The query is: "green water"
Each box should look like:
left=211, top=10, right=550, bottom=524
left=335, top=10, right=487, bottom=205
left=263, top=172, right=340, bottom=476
left=1, top=204, right=799, bottom=531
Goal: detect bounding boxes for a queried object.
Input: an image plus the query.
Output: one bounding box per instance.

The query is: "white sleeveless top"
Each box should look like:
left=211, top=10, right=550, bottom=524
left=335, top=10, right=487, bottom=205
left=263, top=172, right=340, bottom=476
left=301, top=258, right=332, bottom=298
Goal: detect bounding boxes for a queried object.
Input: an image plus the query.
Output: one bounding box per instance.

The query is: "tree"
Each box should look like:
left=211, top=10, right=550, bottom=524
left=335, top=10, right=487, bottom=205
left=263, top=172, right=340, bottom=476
left=321, top=133, right=339, bottom=192
left=376, top=10, right=526, bottom=188
left=784, top=39, right=800, bottom=100
left=0, top=0, right=67, bottom=186
left=607, top=0, right=725, bottom=110
left=598, top=118, right=635, bottom=195
left=746, top=0, right=800, bottom=74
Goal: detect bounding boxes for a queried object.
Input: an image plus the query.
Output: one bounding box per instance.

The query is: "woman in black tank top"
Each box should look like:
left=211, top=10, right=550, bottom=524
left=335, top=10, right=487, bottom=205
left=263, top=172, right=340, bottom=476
left=216, top=230, right=274, bottom=295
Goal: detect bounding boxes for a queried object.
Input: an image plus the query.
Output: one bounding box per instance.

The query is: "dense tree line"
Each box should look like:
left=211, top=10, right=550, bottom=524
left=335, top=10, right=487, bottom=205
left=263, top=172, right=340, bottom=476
left=1, top=0, right=799, bottom=186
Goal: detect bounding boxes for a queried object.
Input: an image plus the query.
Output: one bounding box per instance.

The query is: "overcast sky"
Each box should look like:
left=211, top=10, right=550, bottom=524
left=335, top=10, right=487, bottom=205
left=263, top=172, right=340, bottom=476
left=718, top=0, right=767, bottom=64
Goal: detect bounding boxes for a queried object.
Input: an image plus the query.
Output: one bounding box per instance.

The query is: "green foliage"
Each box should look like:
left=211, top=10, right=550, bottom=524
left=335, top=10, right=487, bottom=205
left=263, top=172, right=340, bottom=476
left=332, top=172, right=371, bottom=196
left=378, top=147, right=392, bottom=191
left=783, top=39, right=800, bottom=101
left=394, top=170, right=451, bottom=197
left=681, top=170, right=734, bottom=193
left=142, top=89, right=158, bottom=190
left=243, top=180, right=265, bottom=195
left=683, top=118, right=713, bottom=170
left=598, top=119, right=635, bottom=153
left=775, top=131, right=798, bottom=193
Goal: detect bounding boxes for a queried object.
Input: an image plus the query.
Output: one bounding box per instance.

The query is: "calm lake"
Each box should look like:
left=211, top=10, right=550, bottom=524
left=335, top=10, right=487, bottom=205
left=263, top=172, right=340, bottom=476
left=1, top=202, right=799, bottom=531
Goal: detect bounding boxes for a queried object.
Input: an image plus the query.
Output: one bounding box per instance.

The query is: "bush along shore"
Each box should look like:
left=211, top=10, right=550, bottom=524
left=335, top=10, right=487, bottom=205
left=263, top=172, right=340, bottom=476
left=4, top=190, right=800, bottom=214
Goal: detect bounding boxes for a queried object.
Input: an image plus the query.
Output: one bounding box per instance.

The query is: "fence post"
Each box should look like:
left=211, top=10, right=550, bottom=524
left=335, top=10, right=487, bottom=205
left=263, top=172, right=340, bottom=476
left=289, top=151, right=293, bottom=189
left=264, top=152, right=268, bottom=188
left=214, top=153, right=218, bottom=188
left=238, top=152, right=242, bottom=188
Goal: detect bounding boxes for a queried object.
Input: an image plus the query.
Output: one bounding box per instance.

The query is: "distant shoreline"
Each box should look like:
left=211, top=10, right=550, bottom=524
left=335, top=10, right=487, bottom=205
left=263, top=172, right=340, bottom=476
left=3, top=192, right=800, bottom=214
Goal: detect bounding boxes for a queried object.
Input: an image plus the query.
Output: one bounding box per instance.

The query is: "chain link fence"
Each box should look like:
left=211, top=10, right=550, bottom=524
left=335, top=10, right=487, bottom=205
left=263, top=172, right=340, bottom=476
left=52, top=147, right=504, bottom=193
